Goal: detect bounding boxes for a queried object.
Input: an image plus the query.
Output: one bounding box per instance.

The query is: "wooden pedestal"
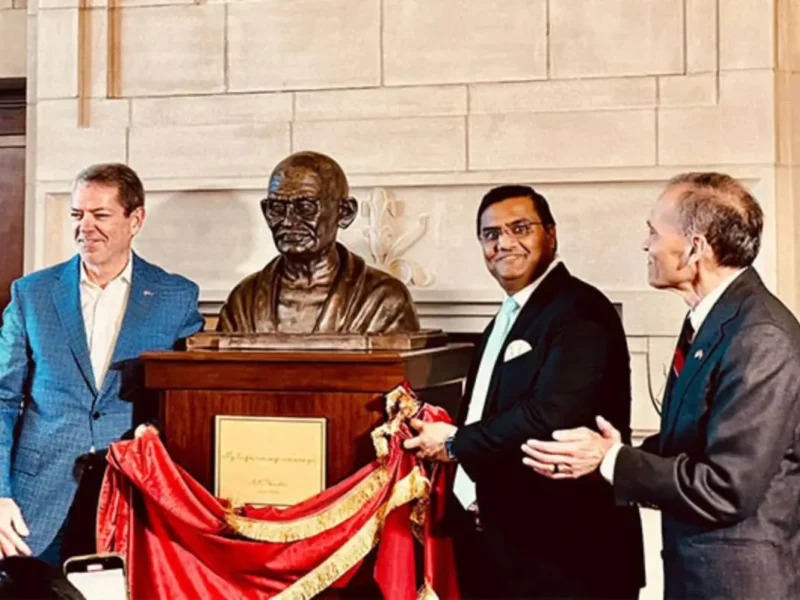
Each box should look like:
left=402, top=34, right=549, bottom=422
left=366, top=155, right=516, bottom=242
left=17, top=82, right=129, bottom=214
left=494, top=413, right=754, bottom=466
left=139, top=344, right=472, bottom=492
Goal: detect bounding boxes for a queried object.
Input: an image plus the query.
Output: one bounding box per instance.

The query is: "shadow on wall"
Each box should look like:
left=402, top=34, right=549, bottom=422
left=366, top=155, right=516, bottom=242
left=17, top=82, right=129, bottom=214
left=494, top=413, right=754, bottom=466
left=133, top=190, right=258, bottom=287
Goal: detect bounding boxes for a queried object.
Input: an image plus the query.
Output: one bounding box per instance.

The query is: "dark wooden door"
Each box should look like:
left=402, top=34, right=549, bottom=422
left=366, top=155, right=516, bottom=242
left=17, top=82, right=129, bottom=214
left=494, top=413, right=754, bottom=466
left=0, top=78, right=25, bottom=318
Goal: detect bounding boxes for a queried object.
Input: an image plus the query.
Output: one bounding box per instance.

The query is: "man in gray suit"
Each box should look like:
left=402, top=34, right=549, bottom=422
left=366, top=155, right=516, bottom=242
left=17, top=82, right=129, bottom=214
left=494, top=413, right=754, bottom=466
left=522, top=172, right=800, bottom=599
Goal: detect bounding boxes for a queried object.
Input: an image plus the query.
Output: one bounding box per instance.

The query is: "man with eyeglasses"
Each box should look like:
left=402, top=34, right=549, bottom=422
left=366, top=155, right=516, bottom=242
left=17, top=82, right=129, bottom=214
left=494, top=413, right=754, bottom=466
left=404, top=185, right=644, bottom=598
left=217, top=151, right=419, bottom=334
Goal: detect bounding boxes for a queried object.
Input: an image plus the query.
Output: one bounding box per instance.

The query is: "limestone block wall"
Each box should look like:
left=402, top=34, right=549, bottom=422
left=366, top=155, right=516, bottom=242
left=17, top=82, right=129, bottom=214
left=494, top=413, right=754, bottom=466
left=26, top=0, right=786, bottom=431
left=776, top=0, right=800, bottom=312
left=0, top=0, right=26, bottom=78
left=18, top=3, right=796, bottom=596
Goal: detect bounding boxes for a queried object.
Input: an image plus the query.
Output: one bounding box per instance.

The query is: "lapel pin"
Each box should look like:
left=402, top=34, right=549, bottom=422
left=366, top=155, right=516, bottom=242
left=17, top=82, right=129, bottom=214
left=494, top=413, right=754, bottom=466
left=143, top=290, right=154, bottom=297
left=694, top=349, right=704, bottom=360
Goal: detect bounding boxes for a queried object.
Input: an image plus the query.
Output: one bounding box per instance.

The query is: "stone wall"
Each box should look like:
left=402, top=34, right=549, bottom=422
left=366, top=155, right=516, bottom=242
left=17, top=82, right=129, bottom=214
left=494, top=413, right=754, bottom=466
left=13, top=2, right=800, bottom=597
left=777, top=0, right=800, bottom=312
left=25, top=1, right=785, bottom=412
left=0, top=0, right=26, bottom=79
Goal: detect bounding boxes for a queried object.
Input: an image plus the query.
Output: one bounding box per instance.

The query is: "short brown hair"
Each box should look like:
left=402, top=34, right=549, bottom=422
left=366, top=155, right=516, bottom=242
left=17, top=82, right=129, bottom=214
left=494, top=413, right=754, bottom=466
left=73, top=163, right=145, bottom=216
left=668, top=172, right=763, bottom=268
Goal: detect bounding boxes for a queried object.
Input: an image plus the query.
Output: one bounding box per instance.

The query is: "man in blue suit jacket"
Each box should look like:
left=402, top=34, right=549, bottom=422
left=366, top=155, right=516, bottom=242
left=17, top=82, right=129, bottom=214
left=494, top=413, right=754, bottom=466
left=0, top=163, right=203, bottom=564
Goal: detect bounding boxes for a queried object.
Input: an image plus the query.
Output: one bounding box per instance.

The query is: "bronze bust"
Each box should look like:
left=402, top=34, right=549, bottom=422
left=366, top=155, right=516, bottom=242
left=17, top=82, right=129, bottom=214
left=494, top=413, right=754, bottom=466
left=218, top=151, right=420, bottom=334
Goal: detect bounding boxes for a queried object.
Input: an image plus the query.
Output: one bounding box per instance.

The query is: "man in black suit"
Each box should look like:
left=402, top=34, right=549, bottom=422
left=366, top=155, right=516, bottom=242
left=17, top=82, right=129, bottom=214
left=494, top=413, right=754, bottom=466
left=524, top=173, right=800, bottom=599
left=404, top=185, right=645, bottom=599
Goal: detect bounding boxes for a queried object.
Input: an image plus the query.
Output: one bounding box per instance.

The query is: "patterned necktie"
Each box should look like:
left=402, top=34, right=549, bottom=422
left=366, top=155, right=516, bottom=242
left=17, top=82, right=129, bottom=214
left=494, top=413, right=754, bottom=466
left=453, top=296, right=520, bottom=509
left=672, top=315, right=695, bottom=377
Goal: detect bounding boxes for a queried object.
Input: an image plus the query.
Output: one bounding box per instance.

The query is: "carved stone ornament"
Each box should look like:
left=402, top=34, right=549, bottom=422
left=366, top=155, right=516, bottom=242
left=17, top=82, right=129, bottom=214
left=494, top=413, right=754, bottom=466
left=361, top=187, right=435, bottom=288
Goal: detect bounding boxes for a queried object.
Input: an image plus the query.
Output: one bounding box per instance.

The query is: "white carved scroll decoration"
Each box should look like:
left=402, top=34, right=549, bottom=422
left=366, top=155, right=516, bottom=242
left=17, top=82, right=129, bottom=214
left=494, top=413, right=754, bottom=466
left=360, top=187, right=434, bottom=287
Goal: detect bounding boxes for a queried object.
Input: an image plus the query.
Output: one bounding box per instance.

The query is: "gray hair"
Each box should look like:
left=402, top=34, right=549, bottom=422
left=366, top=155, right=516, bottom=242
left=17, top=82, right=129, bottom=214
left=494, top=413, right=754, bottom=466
left=668, top=172, right=763, bottom=268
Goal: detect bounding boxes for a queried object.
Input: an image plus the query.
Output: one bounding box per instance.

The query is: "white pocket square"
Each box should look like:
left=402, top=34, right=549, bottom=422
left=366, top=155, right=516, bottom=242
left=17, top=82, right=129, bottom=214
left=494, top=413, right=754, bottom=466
left=504, top=339, right=532, bottom=362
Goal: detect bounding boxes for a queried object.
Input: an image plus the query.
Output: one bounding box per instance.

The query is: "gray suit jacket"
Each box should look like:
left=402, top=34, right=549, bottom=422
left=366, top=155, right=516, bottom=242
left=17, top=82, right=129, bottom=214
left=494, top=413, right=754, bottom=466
left=615, top=268, right=800, bottom=599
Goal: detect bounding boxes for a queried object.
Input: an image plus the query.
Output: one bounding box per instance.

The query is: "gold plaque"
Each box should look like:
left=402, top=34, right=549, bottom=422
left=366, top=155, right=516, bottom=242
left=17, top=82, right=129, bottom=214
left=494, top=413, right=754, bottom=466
left=214, top=416, right=326, bottom=507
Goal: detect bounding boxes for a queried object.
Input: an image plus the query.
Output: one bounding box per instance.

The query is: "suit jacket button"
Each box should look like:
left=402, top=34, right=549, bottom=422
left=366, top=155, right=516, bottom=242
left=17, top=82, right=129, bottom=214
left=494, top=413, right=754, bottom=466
left=92, top=411, right=101, bottom=420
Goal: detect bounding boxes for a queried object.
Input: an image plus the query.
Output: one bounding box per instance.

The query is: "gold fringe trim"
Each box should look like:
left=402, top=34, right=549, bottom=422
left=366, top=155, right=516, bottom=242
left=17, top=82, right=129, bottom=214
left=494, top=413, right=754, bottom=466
left=417, top=580, right=439, bottom=600
left=225, top=384, right=423, bottom=543
left=225, top=384, right=433, bottom=595
left=370, top=423, right=391, bottom=459
left=385, top=385, right=422, bottom=422
left=273, top=466, right=430, bottom=600
left=410, top=494, right=427, bottom=544
left=226, top=466, right=391, bottom=543
left=371, top=384, right=421, bottom=458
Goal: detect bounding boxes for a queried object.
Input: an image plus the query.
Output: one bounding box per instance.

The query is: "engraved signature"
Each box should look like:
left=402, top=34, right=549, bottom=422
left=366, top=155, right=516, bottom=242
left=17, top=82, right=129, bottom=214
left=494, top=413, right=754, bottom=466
left=220, top=451, right=318, bottom=466
left=249, top=478, right=290, bottom=488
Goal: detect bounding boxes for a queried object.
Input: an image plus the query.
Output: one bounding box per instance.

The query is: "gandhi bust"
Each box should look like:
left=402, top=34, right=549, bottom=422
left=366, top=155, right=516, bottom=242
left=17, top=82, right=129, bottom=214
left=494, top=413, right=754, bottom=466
left=218, top=151, right=420, bottom=334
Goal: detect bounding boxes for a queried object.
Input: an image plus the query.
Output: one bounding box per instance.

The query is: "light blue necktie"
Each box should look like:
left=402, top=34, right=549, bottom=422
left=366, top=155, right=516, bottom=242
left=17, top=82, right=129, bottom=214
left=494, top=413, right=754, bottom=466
left=454, top=296, right=520, bottom=508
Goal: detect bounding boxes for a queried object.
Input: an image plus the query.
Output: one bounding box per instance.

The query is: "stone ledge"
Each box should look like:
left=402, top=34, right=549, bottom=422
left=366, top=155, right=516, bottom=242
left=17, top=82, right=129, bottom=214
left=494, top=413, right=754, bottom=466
left=33, top=164, right=776, bottom=189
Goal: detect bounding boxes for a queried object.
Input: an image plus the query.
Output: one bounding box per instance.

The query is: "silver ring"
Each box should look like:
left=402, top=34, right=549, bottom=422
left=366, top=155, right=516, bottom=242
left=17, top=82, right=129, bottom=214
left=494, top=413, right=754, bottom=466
left=553, top=464, right=559, bottom=474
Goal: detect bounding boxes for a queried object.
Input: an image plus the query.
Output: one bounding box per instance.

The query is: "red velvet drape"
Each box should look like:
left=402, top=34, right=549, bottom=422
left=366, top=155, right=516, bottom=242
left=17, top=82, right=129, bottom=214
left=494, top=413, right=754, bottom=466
left=97, top=386, right=460, bottom=599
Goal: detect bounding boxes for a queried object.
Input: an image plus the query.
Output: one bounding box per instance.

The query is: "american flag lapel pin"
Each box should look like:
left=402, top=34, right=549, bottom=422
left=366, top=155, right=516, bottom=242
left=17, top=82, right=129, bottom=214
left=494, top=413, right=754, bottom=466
left=694, top=349, right=703, bottom=360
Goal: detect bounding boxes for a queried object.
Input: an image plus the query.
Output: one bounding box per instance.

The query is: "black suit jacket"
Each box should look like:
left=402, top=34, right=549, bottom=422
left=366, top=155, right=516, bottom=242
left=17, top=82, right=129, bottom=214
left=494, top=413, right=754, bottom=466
left=615, top=268, right=800, bottom=599
left=452, top=264, right=645, bottom=597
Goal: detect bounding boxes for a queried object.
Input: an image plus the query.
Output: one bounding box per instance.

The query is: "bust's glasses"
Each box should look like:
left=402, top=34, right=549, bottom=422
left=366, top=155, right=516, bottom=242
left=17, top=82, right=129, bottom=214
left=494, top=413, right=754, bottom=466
left=262, top=197, right=320, bottom=220
left=479, top=220, right=543, bottom=244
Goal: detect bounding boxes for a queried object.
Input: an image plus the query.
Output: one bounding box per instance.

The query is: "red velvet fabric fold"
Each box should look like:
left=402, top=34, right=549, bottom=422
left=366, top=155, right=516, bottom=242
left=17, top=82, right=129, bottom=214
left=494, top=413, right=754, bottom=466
left=96, top=398, right=459, bottom=599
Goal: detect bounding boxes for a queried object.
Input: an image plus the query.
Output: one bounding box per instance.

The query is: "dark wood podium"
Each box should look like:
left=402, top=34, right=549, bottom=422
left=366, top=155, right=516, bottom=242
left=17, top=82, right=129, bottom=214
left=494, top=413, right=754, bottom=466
left=138, top=345, right=473, bottom=493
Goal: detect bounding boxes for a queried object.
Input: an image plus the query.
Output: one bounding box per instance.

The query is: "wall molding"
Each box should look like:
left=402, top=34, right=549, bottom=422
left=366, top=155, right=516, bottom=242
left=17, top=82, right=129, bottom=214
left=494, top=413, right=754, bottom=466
left=34, top=163, right=775, bottom=190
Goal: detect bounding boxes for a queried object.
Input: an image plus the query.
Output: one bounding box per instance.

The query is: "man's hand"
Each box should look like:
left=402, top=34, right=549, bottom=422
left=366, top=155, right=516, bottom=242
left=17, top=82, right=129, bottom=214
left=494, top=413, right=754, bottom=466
left=402, top=419, right=457, bottom=462
left=0, top=498, right=31, bottom=558
left=134, top=423, right=159, bottom=438
left=521, top=416, right=621, bottom=479
left=467, top=501, right=482, bottom=531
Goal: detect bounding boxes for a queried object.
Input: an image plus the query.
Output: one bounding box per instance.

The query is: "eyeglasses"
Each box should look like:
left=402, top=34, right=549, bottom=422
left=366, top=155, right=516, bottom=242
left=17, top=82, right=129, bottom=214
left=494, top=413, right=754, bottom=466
left=479, top=220, right=544, bottom=244
left=261, top=197, right=320, bottom=220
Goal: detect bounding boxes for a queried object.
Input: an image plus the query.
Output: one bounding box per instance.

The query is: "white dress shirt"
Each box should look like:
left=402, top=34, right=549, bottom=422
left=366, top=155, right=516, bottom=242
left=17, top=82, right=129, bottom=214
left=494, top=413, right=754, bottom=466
left=80, top=255, right=133, bottom=389
left=599, top=268, right=747, bottom=483
left=687, top=268, right=746, bottom=333
left=454, top=258, right=563, bottom=507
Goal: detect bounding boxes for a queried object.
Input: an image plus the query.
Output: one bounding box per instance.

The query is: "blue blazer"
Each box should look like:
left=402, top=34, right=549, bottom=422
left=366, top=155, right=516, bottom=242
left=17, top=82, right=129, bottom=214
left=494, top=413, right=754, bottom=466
left=0, top=253, right=203, bottom=554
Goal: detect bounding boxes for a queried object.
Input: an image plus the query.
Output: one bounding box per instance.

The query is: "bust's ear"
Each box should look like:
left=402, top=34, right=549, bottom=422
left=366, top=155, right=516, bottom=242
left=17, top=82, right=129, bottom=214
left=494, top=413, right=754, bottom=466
left=338, top=197, right=358, bottom=230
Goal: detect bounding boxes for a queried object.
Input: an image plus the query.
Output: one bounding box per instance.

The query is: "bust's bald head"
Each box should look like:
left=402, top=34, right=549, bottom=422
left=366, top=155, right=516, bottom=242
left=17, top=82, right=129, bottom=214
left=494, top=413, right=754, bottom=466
left=269, top=151, right=349, bottom=201
left=262, top=151, right=357, bottom=257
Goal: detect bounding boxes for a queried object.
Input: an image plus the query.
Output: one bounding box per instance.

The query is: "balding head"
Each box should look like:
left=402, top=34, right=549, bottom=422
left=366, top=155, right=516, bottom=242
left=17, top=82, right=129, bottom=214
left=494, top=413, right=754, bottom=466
left=666, top=172, right=763, bottom=268
left=268, top=151, right=350, bottom=203
left=261, top=151, right=357, bottom=257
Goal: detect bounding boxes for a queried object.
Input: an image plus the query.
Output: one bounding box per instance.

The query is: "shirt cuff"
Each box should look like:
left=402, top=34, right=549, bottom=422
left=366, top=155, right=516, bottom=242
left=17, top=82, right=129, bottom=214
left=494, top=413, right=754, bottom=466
left=599, top=442, right=624, bottom=484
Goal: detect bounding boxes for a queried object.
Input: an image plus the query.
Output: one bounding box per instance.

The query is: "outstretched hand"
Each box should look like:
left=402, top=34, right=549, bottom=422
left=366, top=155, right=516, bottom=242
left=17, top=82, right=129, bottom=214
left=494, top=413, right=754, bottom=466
left=134, top=423, right=159, bottom=438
